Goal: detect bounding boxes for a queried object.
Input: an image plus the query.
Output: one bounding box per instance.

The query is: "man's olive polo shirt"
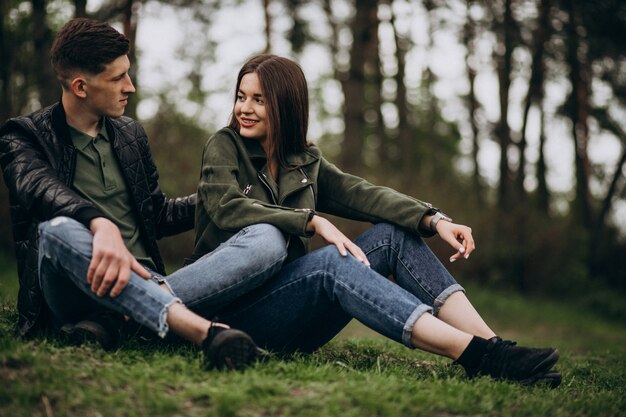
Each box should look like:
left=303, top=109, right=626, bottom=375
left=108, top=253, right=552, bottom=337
left=69, top=122, right=157, bottom=271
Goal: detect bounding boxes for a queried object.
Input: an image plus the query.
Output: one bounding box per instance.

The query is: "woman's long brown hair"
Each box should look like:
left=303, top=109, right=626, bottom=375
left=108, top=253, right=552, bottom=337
left=228, top=54, right=310, bottom=168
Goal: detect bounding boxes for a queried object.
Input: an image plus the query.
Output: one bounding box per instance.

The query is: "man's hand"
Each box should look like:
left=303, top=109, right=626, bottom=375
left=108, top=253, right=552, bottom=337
left=88, top=217, right=151, bottom=297
left=307, top=215, right=370, bottom=266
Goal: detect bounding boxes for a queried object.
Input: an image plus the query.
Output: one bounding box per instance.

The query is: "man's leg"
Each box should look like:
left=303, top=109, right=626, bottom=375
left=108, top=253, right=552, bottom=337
left=163, top=223, right=287, bottom=317
left=38, top=216, right=262, bottom=369
left=39, top=217, right=180, bottom=337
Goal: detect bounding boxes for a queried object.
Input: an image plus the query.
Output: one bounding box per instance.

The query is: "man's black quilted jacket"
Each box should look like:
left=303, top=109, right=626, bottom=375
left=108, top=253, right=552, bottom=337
left=0, top=102, right=196, bottom=336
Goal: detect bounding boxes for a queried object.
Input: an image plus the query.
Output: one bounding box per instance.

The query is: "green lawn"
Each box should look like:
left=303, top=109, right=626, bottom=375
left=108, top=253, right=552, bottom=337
left=0, top=255, right=624, bottom=417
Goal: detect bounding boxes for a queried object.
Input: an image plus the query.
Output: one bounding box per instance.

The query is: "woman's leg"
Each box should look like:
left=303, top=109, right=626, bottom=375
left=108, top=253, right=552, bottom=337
left=216, top=243, right=559, bottom=385
left=216, top=244, right=457, bottom=354
left=163, top=223, right=287, bottom=317
left=355, top=223, right=495, bottom=339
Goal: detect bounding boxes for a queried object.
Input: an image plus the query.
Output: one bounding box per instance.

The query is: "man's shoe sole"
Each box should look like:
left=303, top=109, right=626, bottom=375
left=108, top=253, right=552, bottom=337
left=206, top=329, right=261, bottom=371
left=60, top=320, right=117, bottom=351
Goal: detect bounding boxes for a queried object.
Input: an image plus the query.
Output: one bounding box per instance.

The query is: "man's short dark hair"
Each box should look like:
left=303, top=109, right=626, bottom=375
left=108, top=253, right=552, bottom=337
left=50, top=18, right=130, bottom=88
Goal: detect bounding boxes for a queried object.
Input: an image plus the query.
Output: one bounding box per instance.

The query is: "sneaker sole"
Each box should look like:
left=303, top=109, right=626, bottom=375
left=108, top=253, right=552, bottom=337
left=208, top=330, right=261, bottom=371
left=520, top=370, right=562, bottom=388
left=530, top=348, right=560, bottom=375
left=60, top=321, right=117, bottom=351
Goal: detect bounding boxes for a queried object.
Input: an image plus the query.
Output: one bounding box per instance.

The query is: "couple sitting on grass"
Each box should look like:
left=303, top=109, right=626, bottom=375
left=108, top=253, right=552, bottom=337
left=0, top=18, right=561, bottom=387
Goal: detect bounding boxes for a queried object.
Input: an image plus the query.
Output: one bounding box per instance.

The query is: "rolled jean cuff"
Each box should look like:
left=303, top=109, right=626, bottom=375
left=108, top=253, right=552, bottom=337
left=402, top=304, right=433, bottom=348
left=432, top=284, right=465, bottom=317
left=157, top=298, right=182, bottom=338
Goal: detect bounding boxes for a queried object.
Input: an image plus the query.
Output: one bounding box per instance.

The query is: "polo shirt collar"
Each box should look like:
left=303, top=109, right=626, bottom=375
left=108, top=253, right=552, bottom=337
left=69, top=120, right=109, bottom=150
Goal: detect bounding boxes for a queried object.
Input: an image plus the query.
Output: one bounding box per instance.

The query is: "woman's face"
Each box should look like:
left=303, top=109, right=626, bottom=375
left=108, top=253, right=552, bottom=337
left=234, top=72, right=268, bottom=141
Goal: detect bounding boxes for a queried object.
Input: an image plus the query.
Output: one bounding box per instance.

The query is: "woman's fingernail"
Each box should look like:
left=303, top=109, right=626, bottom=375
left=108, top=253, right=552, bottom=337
left=449, top=257, right=456, bottom=263
left=464, top=254, right=469, bottom=259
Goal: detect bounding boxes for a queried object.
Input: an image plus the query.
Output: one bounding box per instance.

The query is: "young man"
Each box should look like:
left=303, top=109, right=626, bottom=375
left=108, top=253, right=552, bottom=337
left=0, top=18, right=286, bottom=370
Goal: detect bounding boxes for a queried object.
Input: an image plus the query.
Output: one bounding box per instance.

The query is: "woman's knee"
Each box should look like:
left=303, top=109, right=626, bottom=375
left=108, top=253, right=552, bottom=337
left=244, top=223, right=288, bottom=262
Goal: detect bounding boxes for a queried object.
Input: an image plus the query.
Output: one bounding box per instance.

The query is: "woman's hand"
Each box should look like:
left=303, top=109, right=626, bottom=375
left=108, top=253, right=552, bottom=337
left=307, top=215, right=370, bottom=266
left=435, top=220, right=476, bottom=263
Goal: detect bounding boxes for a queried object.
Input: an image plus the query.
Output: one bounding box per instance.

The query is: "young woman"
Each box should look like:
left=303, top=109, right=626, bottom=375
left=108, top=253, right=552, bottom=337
left=191, top=54, right=561, bottom=386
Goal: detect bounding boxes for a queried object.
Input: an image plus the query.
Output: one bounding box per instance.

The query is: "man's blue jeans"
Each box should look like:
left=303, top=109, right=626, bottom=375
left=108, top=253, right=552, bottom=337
left=38, top=217, right=287, bottom=337
left=216, top=223, right=464, bottom=353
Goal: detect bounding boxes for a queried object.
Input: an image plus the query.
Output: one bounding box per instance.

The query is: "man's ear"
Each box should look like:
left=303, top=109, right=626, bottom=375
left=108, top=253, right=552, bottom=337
left=69, top=76, right=88, bottom=98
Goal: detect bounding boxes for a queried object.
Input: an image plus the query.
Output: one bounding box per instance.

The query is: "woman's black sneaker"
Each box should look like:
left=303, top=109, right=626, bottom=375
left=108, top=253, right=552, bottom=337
left=472, top=338, right=560, bottom=387
left=202, top=325, right=261, bottom=371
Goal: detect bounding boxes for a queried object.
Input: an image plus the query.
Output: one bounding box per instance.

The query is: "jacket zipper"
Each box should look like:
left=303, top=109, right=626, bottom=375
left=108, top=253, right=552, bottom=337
left=257, top=172, right=278, bottom=204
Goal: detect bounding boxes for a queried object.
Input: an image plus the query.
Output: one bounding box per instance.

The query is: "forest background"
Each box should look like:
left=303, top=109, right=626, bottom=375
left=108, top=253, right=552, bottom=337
left=1, top=0, right=625, bottom=315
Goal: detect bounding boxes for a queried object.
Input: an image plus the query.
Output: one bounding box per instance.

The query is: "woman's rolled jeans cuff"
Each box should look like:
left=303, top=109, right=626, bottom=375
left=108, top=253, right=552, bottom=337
left=432, top=284, right=465, bottom=316
left=401, top=283, right=464, bottom=348
left=402, top=304, right=433, bottom=348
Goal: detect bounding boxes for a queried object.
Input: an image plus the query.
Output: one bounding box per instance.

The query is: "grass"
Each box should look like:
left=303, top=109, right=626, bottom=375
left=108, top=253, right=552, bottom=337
left=0, top=255, right=625, bottom=417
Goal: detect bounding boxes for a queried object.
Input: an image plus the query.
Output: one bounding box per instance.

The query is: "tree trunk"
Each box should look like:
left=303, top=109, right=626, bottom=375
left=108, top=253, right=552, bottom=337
left=339, top=0, right=377, bottom=175
left=0, top=0, right=12, bottom=122
left=263, top=0, right=271, bottom=53
left=464, top=0, right=483, bottom=202
left=565, top=0, right=593, bottom=230
left=595, top=112, right=626, bottom=235
left=390, top=1, right=411, bottom=185
left=74, top=0, right=87, bottom=17
left=517, top=0, right=549, bottom=199
left=32, top=0, right=58, bottom=107
left=122, top=0, right=139, bottom=120
left=496, top=0, right=514, bottom=209
left=536, top=108, right=550, bottom=212
left=364, top=1, right=384, bottom=171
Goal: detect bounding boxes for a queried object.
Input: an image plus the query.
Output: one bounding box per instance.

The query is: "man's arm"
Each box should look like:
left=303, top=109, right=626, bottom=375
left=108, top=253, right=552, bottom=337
left=0, top=121, right=101, bottom=225
left=1, top=122, right=149, bottom=297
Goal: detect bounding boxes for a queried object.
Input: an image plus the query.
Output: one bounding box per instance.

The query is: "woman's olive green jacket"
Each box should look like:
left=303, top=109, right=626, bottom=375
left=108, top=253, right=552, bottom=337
left=191, top=127, right=437, bottom=264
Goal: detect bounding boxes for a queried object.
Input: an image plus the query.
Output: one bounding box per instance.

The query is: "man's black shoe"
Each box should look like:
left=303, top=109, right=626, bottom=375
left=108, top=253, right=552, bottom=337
left=202, top=324, right=262, bottom=371
left=60, top=312, right=121, bottom=351
left=472, top=338, right=560, bottom=386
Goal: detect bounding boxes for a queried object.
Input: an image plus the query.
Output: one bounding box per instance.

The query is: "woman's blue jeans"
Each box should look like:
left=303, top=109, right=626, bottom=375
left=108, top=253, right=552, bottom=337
left=216, top=223, right=464, bottom=353
left=38, top=217, right=287, bottom=337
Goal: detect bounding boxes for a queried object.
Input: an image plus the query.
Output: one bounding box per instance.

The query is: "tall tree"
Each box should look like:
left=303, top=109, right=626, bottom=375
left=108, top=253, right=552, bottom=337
left=32, top=0, right=58, bottom=107
left=564, top=0, right=593, bottom=230
left=339, top=0, right=378, bottom=175
left=463, top=0, right=484, bottom=202
left=494, top=0, right=515, bottom=209
left=390, top=0, right=412, bottom=183
left=517, top=0, right=550, bottom=200
left=263, top=0, right=271, bottom=52
left=0, top=0, right=11, bottom=123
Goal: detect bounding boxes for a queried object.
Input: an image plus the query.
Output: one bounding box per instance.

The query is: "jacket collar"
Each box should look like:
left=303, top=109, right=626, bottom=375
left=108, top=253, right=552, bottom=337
left=51, top=101, right=72, bottom=144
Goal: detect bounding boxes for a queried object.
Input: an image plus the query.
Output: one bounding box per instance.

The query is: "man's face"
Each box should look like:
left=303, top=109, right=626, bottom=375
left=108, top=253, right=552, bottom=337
left=82, top=55, right=135, bottom=118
